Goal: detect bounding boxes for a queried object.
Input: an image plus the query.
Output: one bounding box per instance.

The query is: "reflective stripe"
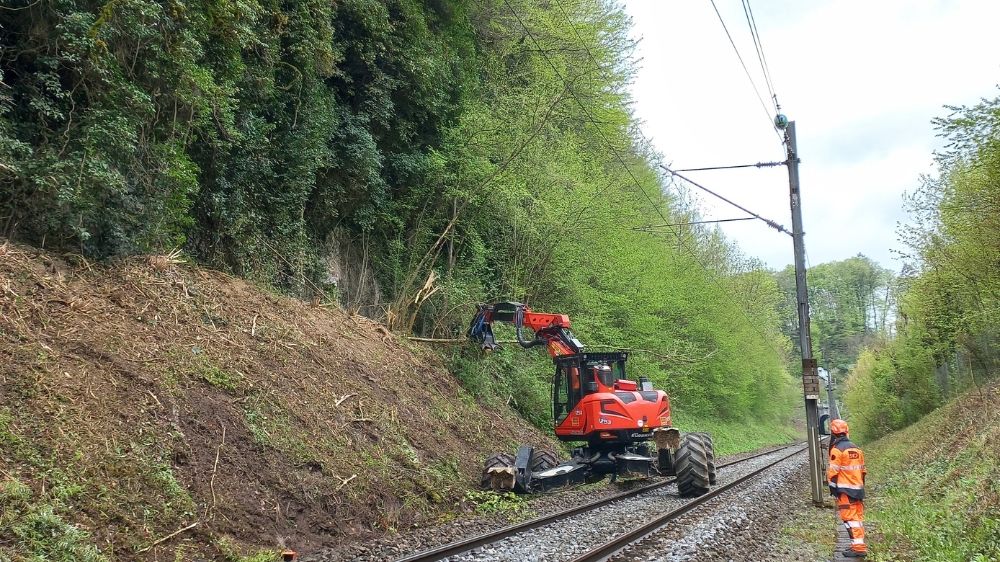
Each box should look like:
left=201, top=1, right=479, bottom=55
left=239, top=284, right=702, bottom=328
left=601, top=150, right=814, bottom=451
left=835, top=483, right=864, bottom=490
left=852, top=538, right=865, bottom=544
left=846, top=521, right=864, bottom=528
left=828, top=464, right=865, bottom=471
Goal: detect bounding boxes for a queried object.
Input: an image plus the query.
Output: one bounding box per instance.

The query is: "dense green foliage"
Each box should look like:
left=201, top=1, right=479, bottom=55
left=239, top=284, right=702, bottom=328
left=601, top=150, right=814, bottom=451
left=775, top=254, right=894, bottom=374
left=844, top=94, right=1000, bottom=441
left=1, top=0, right=795, bottom=425
left=1, top=0, right=472, bottom=288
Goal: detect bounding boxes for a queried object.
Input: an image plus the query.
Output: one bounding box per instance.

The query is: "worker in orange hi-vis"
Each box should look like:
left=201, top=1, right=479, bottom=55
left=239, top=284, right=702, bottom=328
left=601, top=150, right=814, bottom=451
left=827, top=419, right=868, bottom=558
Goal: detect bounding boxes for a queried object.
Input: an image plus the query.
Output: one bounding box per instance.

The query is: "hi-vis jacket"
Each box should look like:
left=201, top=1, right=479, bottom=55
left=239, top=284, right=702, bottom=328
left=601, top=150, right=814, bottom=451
left=827, top=437, right=867, bottom=500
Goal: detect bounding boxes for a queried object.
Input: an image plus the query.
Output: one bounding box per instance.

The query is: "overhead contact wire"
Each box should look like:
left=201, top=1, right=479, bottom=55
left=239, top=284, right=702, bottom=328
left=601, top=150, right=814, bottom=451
left=741, top=0, right=775, bottom=111
left=709, top=0, right=781, bottom=140
left=744, top=0, right=780, bottom=113
left=529, top=0, right=788, bottom=355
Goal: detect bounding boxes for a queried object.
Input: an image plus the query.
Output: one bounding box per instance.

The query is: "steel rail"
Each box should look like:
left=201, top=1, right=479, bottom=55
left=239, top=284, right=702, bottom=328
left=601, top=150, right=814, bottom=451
left=395, top=443, right=801, bottom=562
left=567, top=445, right=807, bottom=562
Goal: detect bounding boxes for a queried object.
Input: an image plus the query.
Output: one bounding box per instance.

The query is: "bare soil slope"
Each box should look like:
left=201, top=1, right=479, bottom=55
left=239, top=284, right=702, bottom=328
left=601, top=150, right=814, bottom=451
left=0, top=241, right=557, bottom=560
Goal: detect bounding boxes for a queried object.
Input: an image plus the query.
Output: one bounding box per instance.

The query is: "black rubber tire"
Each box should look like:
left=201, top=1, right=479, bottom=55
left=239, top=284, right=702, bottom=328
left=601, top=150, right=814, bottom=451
left=657, top=448, right=675, bottom=476
left=675, top=433, right=711, bottom=497
left=695, top=432, right=717, bottom=485
left=480, top=452, right=515, bottom=489
left=530, top=449, right=559, bottom=473
left=635, top=443, right=651, bottom=458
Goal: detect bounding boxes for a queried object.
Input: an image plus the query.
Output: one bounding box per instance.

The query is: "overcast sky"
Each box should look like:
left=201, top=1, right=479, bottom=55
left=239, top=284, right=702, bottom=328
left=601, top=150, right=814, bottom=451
left=624, top=0, right=1000, bottom=271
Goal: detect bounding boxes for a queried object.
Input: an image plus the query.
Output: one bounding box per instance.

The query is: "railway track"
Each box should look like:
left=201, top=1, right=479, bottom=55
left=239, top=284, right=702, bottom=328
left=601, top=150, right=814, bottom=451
left=397, top=443, right=805, bottom=562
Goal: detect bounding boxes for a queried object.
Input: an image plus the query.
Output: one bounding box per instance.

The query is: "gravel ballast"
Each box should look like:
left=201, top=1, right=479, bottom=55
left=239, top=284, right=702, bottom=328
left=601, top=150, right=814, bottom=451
left=303, top=445, right=803, bottom=562
left=614, top=451, right=810, bottom=562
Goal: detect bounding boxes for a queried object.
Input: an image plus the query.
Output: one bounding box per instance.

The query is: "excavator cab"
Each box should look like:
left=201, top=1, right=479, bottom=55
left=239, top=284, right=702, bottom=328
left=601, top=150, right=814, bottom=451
left=552, top=352, right=628, bottom=423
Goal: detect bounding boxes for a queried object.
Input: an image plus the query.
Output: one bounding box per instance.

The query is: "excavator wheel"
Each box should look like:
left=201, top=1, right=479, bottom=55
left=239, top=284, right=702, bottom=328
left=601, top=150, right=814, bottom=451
left=480, top=452, right=515, bottom=490
left=675, top=433, right=711, bottom=497
left=657, top=448, right=675, bottom=476
left=694, top=432, right=717, bottom=485
left=530, top=449, right=559, bottom=473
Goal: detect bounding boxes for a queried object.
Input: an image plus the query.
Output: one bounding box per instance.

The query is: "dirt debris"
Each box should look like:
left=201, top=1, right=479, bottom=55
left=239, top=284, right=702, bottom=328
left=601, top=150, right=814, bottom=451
left=0, top=240, right=557, bottom=560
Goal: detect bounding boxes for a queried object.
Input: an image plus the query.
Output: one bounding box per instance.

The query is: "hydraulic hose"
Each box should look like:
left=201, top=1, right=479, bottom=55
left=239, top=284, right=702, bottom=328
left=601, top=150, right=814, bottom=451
left=514, top=305, right=546, bottom=349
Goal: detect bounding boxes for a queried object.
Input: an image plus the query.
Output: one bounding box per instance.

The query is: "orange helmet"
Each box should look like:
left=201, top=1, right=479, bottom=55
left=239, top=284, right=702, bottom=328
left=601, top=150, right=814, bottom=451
left=830, top=419, right=849, bottom=435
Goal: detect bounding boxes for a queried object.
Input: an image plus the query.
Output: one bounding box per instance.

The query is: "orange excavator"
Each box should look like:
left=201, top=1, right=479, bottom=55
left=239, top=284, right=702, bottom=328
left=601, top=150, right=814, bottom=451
left=468, top=302, right=715, bottom=495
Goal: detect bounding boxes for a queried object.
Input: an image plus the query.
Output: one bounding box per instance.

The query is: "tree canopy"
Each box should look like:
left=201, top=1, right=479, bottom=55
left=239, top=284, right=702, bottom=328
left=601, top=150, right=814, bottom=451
left=775, top=254, right=895, bottom=375
left=1, top=0, right=796, bottom=425
left=844, top=93, right=1000, bottom=441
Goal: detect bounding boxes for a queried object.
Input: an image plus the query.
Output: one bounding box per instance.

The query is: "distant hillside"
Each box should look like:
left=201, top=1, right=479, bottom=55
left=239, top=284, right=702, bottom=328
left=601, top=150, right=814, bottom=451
left=861, top=380, right=1000, bottom=561
left=0, top=240, right=557, bottom=560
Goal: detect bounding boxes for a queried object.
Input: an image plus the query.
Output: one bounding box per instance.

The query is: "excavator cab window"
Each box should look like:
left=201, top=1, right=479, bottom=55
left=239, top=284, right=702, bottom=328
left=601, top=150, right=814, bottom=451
left=593, top=364, right=615, bottom=387
left=583, top=360, right=624, bottom=392
left=553, top=365, right=583, bottom=423
left=554, top=369, right=569, bottom=422
left=552, top=352, right=629, bottom=423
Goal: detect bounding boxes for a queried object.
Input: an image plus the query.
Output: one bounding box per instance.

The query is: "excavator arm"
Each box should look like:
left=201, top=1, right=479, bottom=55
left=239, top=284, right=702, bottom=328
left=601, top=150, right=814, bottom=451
left=469, top=302, right=701, bottom=496
left=467, top=302, right=584, bottom=357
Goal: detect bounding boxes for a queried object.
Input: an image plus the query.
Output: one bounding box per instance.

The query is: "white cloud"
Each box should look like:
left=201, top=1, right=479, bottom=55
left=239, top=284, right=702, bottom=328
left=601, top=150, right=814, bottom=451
left=625, top=0, right=1000, bottom=270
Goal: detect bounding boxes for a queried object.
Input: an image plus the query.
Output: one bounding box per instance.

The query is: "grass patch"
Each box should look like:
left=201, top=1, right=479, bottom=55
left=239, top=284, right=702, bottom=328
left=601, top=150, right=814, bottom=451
left=1, top=477, right=107, bottom=562
left=463, top=490, right=529, bottom=516
left=777, top=505, right=836, bottom=560
left=0, top=405, right=201, bottom=558
left=159, top=348, right=245, bottom=393
left=672, top=409, right=801, bottom=456
left=859, top=385, right=1000, bottom=561
left=200, top=364, right=243, bottom=392
left=242, top=393, right=316, bottom=465
left=1, top=472, right=96, bottom=560
left=215, top=536, right=279, bottom=562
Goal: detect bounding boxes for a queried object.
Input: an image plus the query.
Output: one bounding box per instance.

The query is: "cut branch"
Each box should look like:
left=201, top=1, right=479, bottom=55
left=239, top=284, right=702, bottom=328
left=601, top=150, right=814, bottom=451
left=137, top=522, right=199, bottom=553
left=209, top=423, right=226, bottom=510
left=335, top=473, right=357, bottom=491
left=334, top=393, right=356, bottom=407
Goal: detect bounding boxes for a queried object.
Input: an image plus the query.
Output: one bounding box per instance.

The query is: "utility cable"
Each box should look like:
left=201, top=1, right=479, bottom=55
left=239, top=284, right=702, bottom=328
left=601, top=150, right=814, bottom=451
left=504, top=0, right=668, bottom=231
left=709, top=0, right=781, bottom=141
left=744, top=0, right=780, bottom=113
left=743, top=0, right=774, bottom=100
left=662, top=165, right=791, bottom=236
left=675, top=160, right=786, bottom=172
left=633, top=217, right=756, bottom=230
left=515, top=0, right=788, bottom=355
left=550, top=0, right=788, bottom=353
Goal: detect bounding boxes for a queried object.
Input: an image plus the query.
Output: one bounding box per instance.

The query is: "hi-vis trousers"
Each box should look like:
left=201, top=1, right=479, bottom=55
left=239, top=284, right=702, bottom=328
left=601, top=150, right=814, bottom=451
left=837, top=493, right=867, bottom=554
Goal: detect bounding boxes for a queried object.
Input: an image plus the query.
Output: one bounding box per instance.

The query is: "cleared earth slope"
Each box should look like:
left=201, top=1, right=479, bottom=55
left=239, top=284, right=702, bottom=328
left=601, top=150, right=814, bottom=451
left=862, top=380, right=1000, bottom=561
left=0, top=241, right=557, bottom=560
